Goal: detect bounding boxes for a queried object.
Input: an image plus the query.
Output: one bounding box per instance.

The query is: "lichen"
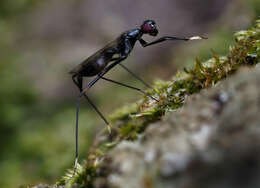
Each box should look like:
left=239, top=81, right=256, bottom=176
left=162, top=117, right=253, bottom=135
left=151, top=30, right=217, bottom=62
left=55, top=19, right=260, bottom=188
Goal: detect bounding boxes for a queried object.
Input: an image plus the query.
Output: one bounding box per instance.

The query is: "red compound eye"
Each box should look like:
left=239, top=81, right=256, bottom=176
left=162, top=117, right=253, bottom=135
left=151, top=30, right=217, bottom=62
left=141, top=23, right=153, bottom=33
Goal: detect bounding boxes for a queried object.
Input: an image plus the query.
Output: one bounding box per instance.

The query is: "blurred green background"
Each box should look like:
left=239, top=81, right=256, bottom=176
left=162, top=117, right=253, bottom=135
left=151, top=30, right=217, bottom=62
left=0, top=0, right=259, bottom=187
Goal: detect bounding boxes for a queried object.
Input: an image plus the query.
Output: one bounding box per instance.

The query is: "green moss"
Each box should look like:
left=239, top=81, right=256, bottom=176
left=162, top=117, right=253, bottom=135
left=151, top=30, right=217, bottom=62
left=109, top=103, right=139, bottom=122
left=56, top=19, right=260, bottom=188
left=119, top=123, right=138, bottom=140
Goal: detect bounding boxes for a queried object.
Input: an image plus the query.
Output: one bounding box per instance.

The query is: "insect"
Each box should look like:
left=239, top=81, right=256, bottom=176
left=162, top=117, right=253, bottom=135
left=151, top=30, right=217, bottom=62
left=69, top=19, right=206, bottom=172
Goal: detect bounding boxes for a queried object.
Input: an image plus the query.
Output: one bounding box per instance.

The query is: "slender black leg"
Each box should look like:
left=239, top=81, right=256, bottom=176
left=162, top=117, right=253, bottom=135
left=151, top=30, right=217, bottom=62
left=100, top=76, right=158, bottom=102
left=74, top=91, right=80, bottom=175
left=83, top=95, right=109, bottom=124
left=73, top=56, right=127, bottom=175
left=72, top=75, right=109, bottom=175
left=139, top=36, right=207, bottom=47
left=72, top=75, right=81, bottom=175
left=74, top=75, right=109, bottom=124
left=119, top=64, right=152, bottom=88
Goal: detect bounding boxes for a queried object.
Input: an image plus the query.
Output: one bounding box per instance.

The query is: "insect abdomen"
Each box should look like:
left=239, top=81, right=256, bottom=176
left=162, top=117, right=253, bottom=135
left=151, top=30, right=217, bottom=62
left=81, top=57, right=108, bottom=77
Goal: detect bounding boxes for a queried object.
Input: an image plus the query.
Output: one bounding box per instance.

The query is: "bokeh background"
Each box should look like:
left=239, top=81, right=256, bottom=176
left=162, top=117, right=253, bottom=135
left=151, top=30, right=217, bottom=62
left=0, top=0, right=259, bottom=187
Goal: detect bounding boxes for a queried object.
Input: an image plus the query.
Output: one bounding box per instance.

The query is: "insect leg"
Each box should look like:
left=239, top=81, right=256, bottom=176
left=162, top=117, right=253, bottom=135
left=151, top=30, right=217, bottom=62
left=119, top=64, right=151, bottom=88
left=76, top=58, right=126, bottom=135
left=100, top=76, right=158, bottom=102
left=73, top=56, right=127, bottom=174
left=72, top=75, right=109, bottom=175
left=72, top=75, right=81, bottom=175
left=74, top=75, right=109, bottom=124
left=139, top=36, right=207, bottom=47
left=79, top=56, right=128, bottom=97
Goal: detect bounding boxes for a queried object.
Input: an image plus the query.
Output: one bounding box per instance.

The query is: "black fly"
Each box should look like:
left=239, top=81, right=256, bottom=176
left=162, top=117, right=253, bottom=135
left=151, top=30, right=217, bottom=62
left=69, top=20, right=206, bottom=173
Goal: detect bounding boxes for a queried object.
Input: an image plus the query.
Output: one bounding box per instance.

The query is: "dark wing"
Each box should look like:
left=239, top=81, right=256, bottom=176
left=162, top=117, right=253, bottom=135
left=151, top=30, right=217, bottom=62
left=69, top=35, right=124, bottom=75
